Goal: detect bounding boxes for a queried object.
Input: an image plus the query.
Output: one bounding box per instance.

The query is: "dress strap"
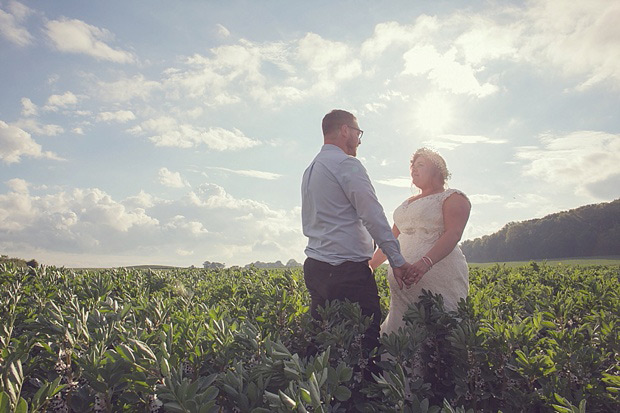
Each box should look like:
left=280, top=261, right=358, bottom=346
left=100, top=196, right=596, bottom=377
left=441, top=188, right=470, bottom=204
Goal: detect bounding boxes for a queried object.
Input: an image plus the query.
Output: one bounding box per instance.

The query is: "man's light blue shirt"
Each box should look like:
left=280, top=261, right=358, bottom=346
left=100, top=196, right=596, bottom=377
left=301, top=144, right=406, bottom=268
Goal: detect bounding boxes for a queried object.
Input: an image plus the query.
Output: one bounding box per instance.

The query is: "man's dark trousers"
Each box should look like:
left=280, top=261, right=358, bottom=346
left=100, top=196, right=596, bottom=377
left=303, top=257, right=382, bottom=379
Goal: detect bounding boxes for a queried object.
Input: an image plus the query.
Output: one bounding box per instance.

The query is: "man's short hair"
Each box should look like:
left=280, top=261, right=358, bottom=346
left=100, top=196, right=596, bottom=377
left=322, top=109, right=356, bottom=136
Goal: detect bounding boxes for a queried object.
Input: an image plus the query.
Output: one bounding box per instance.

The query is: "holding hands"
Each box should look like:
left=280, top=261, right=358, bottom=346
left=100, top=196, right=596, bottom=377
left=392, top=256, right=433, bottom=289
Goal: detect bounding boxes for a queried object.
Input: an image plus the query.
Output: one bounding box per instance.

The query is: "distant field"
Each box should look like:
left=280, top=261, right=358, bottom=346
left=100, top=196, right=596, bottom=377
left=468, top=255, right=620, bottom=267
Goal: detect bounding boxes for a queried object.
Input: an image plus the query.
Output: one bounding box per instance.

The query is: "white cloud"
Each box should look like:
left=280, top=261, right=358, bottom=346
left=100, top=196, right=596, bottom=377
left=462, top=219, right=505, bottom=241
left=297, top=33, right=362, bottom=93
left=176, top=248, right=194, bottom=256
left=162, top=33, right=365, bottom=107
left=199, top=127, right=261, bottom=151
left=360, top=1, right=620, bottom=93
left=207, top=167, right=282, bottom=180
left=0, top=121, right=62, bottom=164
left=123, top=190, right=157, bottom=209
left=454, top=14, right=518, bottom=65
left=427, top=134, right=507, bottom=150
left=163, top=40, right=305, bottom=107
left=517, top=0, right=620, bottom=90
left=361, top=16, right=439, bottom=59
left=158, top=168, right=188, bottom=188
left=215, top=23, right=230, bottom=38
left=0, top=185, right=156, bottom=232
left=13, top=118, right=64, bottom=136
left=187, top=183, right=260, bottom=210
left=403, top=45, right=498, bottom=97
left=132, top=116, right=261, bottom=151
left=503, top=194, right=556, bottom=215
left=0, top=182, right=304, bottom=266
left=376, top=177, right=412, bottom=188
left=364, top=102, right=387, bottom=113
left=45, top=18, right=135, bottom=63
left=44, top=91, right=79, bottom=111
left=516, top=131, right=620, bottom=198
left=96, top=110, right=136, bottom=123
left=21, top=97, right=38, bottom=117
left=468, top=194, right=503, bottom=204
left=165, top=215, right=208, bottom=235
left=7, top=1, right=31, bottom=20
left=95, top=74, right=160, bottom=102
left=5, top=178, right=29, bottom=194
left=0, top=1, right=33, bottom=46
left=69, top=188, right=159, bottom=232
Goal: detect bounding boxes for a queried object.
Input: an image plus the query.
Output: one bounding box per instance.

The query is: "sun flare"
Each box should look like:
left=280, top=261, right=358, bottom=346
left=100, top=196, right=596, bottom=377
left=414, top=93, right=453, bottom=134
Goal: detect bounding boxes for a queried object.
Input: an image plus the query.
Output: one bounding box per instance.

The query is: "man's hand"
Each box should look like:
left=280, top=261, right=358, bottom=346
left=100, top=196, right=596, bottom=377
left=394, top=259, right=433, bottom=289
left=392, top=262, right=414, bottom=290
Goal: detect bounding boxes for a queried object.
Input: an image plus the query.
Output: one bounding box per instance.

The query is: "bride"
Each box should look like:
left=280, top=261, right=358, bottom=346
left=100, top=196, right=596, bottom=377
left=369, top=147, right=471, bottom=336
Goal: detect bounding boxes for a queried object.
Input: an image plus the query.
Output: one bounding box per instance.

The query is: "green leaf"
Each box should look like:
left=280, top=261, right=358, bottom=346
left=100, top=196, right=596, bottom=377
left=0, top=392, right=10, bottom=413
left=131, top=339, right=157, bottom=361
left=337, top=365, right=353, bottom=382
left=187, top=400, right=198, bottom=412
left=333, top=385, right=351, bottom=402
left=160, top=358, right=170, bottom=377
left=202, top=386, right=218, bottom=401
left=15, top=397, right=28, bottom=413
left=278, top=390, right=297, bottom=409
left=185, top=380, right=200, bottom=401
left=90, top=380, right=108, bottom=394
left=3, top=380, right=17, bottom=406
left=164, top=401, right=185, bottom=413
left=300, top=388, right=311, bottom=404
left=120, top=303, right=132, bottom=318
left=199, top=402, right=217, bottom=413
left=116, top=344, right=136, bottom=363
left=308, top=373, right=321, bottom=406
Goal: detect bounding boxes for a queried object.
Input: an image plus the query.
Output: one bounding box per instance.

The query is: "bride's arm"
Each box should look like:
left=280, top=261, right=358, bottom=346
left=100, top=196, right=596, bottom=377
left=369, top=224, right=401, bottom=270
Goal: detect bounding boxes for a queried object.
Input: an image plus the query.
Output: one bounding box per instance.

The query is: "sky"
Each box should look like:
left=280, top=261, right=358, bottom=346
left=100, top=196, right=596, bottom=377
left=0, top=0, right=619, bottom=268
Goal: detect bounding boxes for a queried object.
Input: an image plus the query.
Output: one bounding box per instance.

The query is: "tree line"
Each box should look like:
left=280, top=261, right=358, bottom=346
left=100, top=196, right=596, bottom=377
left=202, top=259, right=302, bottom=269
left=460, top=198, right=620, bottom=262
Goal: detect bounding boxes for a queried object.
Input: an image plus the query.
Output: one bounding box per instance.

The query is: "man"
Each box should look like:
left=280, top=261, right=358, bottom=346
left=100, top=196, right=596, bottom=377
left=301, top=109, right=413, bottom=378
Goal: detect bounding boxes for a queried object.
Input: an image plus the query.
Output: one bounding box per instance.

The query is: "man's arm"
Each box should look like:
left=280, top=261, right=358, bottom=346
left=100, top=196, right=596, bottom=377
left=369, top=224, right=400, bottom=270
left=338, top=158, right=406, bottom=269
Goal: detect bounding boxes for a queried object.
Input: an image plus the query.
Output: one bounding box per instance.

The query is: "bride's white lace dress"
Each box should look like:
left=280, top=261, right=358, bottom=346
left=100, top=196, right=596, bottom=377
left=381, top=189, right=469, bottom=336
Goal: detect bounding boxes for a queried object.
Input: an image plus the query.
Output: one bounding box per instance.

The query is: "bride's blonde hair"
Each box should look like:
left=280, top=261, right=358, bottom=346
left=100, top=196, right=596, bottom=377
left=411, top=147, right=451, bottom=185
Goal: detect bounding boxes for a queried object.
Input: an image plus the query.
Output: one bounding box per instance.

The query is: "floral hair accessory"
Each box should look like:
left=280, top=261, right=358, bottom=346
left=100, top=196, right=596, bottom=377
left=412, top=147, right=451, bottom=182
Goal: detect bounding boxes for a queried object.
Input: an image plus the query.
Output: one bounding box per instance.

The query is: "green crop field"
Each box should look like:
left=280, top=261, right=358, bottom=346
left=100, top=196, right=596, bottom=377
left=468, top=256, right=620, bottom=268
left=0, top=262, right=618, bottom=412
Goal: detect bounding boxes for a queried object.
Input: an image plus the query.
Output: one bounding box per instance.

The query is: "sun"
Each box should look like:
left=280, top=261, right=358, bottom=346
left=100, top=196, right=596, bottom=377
left=414, top=93, right=453, bottom=134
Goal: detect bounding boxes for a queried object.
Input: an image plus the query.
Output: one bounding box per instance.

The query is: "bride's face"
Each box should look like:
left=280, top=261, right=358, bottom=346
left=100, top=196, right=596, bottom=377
left=410, top=156, right=441, bottom=189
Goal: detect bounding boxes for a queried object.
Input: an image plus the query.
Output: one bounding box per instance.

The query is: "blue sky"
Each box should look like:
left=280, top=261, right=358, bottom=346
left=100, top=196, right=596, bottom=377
left=1, top=0, right=618, bottom=267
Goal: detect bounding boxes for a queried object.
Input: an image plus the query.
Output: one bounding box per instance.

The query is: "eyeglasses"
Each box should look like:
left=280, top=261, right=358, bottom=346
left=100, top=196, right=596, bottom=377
left=347, top=125, right=364, bottom=143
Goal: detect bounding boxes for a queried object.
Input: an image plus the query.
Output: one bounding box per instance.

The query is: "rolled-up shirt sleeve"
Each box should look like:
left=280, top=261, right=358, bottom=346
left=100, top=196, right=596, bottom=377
left=338, top=157, right=406, bottom=268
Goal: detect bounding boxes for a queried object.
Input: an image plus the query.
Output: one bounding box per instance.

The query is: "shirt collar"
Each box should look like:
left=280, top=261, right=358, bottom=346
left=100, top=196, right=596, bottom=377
left=321, top=143, right=345, bottom=153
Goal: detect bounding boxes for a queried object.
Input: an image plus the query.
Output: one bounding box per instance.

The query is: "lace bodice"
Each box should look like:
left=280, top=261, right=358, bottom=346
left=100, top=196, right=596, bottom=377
left=394, top=189, right=468, bottom=247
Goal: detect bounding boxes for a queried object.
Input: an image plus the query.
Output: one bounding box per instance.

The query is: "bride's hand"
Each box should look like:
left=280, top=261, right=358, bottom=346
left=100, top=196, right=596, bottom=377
left=406, top=259, right=432, bottom=284
left=393, top=263, right=414, bottom=289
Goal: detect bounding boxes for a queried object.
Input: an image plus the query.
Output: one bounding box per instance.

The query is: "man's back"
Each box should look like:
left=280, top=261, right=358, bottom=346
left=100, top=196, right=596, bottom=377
left=302, top=144, right=377, bottom=265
